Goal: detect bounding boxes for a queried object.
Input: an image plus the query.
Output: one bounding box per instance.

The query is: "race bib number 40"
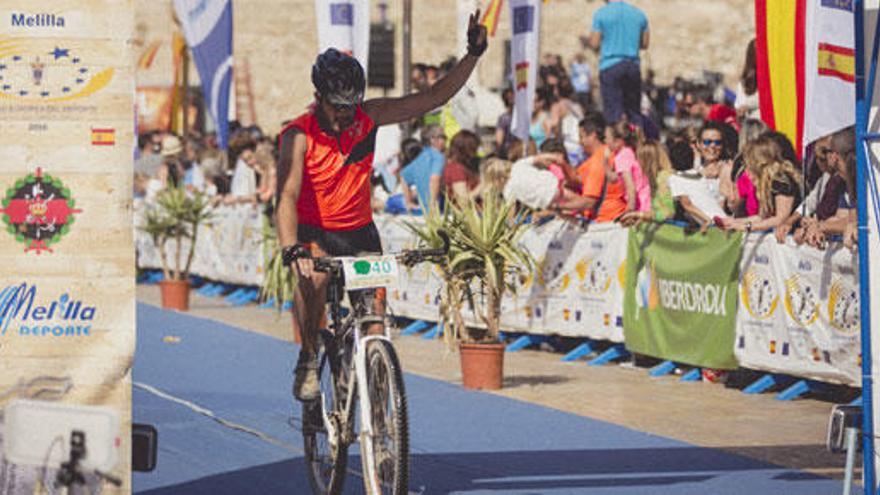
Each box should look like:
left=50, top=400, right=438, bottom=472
left=342, top=256, right=399, bottom=290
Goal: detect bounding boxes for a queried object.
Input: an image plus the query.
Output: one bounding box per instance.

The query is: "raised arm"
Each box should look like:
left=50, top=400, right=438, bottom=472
left=363, top=10, right=487, bottom=126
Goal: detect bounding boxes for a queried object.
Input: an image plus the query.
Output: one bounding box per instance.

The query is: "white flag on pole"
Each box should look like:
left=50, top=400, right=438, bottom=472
left=315, top=0, right=371, bottom=75
left=803, top=0, right=855, bottom=147
left=509, top=0, right=541, bottom=142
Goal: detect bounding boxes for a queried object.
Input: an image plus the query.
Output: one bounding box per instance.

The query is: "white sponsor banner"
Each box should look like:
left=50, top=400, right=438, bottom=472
left=382, top=216, right=627, bottom=342
left=314, top=0, right=370, bottom=74
left=135, top=201, right=265, bottom=286
left=803, top=0, right=855, bottom=146
left=508, top=0, right=540, bottom=142
left=736, top=234, right=860, bottom=386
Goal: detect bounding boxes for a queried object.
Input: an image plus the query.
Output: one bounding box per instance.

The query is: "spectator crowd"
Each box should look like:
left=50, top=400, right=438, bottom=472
left=136, top=0, right=857, bottom=252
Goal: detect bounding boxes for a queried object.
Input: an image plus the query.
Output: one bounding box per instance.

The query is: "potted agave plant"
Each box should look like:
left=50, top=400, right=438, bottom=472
left=139, top=186, right=213, bottom=310
left=408, top=193, right=532, bottom=390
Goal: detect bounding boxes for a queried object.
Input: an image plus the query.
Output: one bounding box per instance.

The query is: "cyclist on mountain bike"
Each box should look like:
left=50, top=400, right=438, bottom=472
left=277, top=11, right=488, bottom=402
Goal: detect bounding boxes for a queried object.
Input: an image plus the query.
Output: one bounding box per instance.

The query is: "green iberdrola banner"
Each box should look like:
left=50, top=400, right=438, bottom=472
left=624, top=225, right=743, bottom=369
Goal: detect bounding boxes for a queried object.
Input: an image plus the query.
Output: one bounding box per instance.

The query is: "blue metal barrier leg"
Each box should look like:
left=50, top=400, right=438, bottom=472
left=422, top=323, right=443, bottom=339
left=650, top=361, right=677, bottom=377
left=561, top=341, right=596, bottom=362
left=587, top=345, right=629, bottom=366
left=776, top=380, right=819, bottom=401
left=743, top=374, right=779, bottom=395
left=506, top=335, right=545, bottom=352
left=401, top=320, right=431, bottom=336
left=224, top=288, right=246, bottom=303
left=680, top=369, right=702, bottom=382
left=231, top=289, right=259, bottom=306
left=207, top=284, right=228, bottom=297
left=197, top=283, right=216, bottom=296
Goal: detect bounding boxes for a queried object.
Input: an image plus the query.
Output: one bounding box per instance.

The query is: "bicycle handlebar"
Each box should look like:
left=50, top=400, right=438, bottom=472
left=312, top=230, right=450, bottom=273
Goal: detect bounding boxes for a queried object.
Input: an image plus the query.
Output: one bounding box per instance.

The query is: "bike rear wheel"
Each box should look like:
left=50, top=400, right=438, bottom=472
left=361, top=339, right=409, bottom=495
left=303, top=331, right=349, bottom=494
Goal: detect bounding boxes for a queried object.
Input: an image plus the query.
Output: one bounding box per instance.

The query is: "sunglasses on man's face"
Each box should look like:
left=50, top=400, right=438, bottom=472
left=330, top=102, right=356, bottom=113
left=702, top=139, right=723, bottom=147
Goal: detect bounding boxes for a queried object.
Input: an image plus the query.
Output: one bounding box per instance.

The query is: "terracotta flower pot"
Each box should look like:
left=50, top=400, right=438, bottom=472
left=159, top=280, right=190, bottom=311
left=459, top=342, right=505, bottom=390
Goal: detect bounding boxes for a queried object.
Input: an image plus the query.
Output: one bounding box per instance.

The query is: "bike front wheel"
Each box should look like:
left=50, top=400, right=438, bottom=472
left=360, top=339, right=409, bottom=495
left=303, top=330, right=349, bottom=494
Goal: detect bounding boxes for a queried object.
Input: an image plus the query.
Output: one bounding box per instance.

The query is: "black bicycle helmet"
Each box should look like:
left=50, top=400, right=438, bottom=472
left=311, top=48, right=366, bottom=106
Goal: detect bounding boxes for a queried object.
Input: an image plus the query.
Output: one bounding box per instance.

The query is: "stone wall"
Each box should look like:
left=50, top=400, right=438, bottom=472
left=135, top=0, right=754, bottom=136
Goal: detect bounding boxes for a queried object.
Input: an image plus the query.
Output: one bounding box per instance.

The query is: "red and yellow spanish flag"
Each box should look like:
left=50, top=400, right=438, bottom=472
left=481, top=0, right=504, bottom=37
left=755, top=0, right=807, bottom=156
left=91, top=128, right=116, bottom=146
left=817, top=42, right=855, bottom=83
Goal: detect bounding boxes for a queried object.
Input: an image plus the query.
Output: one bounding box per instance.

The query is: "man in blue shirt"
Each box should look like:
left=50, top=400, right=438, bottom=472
left=401, top=124, right=447, bottom=213
left=588, top=0, right=649, bottom=125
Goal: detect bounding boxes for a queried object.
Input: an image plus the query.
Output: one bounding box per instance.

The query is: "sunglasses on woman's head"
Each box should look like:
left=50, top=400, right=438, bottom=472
left=702, top=139, right=723, bottom=147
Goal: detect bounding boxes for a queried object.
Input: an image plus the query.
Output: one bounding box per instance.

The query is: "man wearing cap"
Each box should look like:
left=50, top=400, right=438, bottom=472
left=276, top=11, right=488, bottom=402
left=401, top=124, right=447, bottom=212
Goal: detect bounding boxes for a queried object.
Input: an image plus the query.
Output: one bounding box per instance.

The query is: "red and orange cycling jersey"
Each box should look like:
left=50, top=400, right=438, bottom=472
left=280, top=105, right=377, bottom=231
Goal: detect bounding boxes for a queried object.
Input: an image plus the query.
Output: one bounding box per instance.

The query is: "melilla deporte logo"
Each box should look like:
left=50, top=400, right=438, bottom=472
left=0, top=283, right=96, bottom=337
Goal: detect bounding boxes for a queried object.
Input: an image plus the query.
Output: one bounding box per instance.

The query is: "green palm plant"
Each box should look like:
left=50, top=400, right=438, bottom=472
left=138, top=186, right=213, bottom=281
left=404, top=204, right=468, bottom=345
left=406, top=194, right=533, bottom=345
left=446, top=193, right=533, bottom=343
left=259, top=223, right=296, bottom=311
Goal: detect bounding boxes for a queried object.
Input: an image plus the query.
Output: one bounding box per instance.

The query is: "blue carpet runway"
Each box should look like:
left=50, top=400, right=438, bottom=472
left=133, top=303, right=843, bottom=494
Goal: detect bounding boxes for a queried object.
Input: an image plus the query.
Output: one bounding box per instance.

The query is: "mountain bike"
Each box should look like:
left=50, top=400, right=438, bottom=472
left=301, top=235, right=448, bottom=495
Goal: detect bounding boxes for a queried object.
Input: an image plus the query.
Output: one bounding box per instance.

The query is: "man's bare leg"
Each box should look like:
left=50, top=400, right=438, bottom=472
left=292, top=245, right=329, bottom=402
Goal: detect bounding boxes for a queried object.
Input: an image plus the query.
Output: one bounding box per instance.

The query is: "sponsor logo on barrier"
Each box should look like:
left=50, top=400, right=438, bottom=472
left=828, top=279, right=859, bottom=335
left=658, top=278, right=728, bottom=316
left=636, top=261, right=727, bottom=316
left=741, top=268, right=778, bottom=319
left=634, top=262, right=659, bottom=312
left=0, top=38, right=113, bottom=103
left=0, top=283, right=96, bottom=337
left=536, top=257, right=569, bottom=293
left=575, top=258, right=611, bottom=294
left=0, top=168, right=81, bottom=254
left=783, top=274, right=819, bottom=326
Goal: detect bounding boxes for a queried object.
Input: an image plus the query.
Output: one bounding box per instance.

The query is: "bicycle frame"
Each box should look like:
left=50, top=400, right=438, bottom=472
left=317, top=264, right=394, bottom=494
left=310, top=235, right=448, bottom=494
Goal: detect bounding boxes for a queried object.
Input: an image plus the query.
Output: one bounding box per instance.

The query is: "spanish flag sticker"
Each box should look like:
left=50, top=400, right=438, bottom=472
left=91, top=127, right=115, bottom=146
left=818, top=42, right=855, bottom=83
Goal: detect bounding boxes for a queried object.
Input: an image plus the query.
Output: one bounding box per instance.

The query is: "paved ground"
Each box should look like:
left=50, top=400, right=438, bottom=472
left=136, top=284, right=857, bottom=487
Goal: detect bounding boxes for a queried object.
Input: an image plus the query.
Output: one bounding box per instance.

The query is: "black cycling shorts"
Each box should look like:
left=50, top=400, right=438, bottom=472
left=298, top=222, right=383, bottom=257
